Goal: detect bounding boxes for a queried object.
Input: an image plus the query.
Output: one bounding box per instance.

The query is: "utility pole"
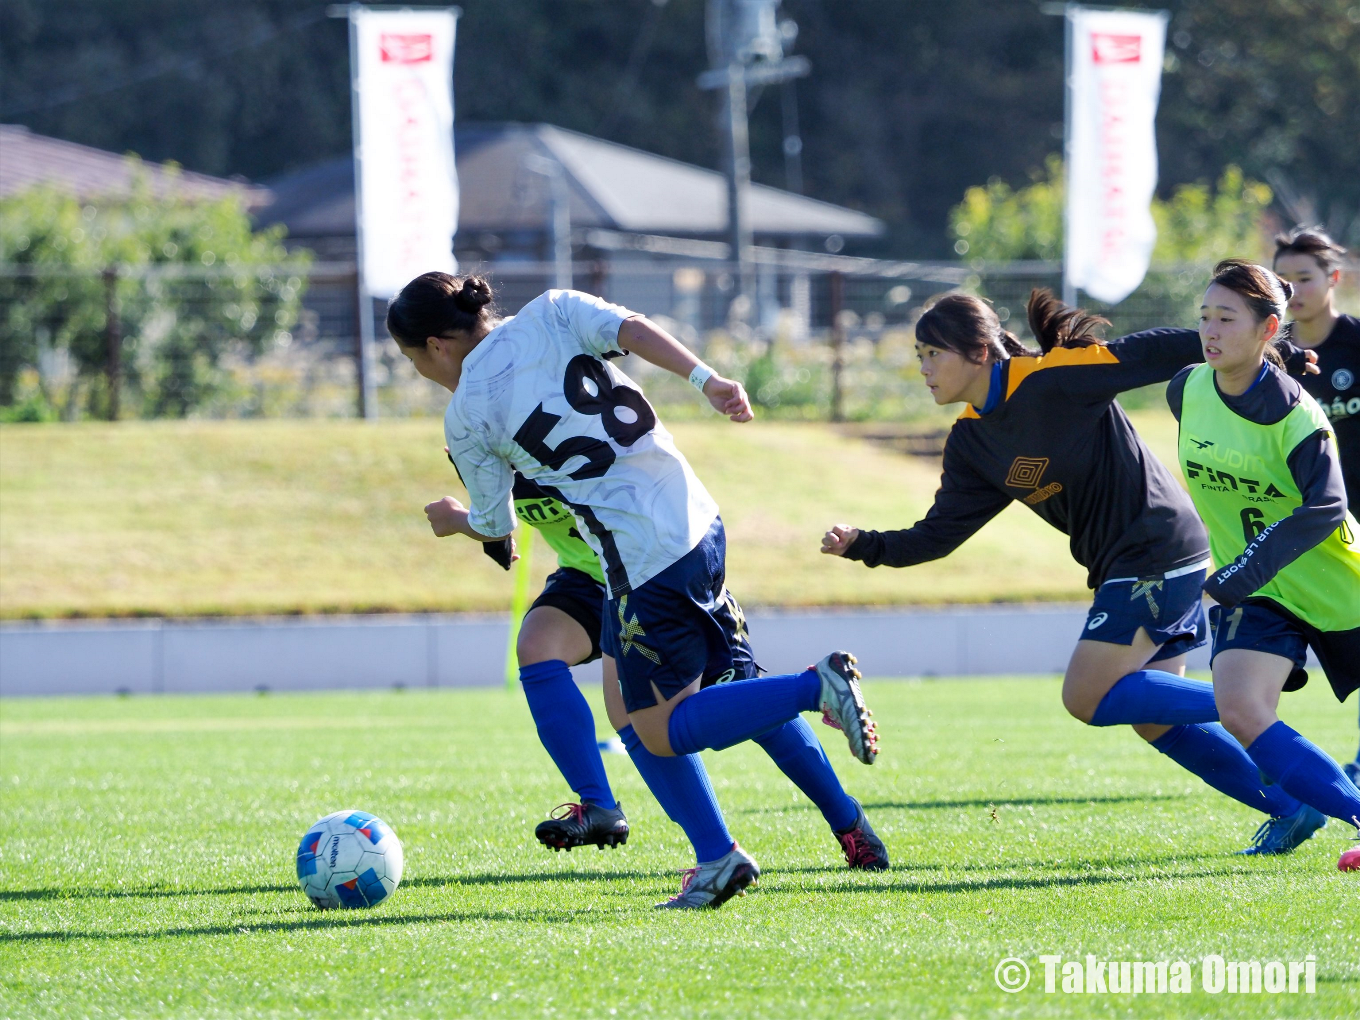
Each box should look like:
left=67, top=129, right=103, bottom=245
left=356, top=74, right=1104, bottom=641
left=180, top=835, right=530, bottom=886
left=333, top=3, right=379, bottom=420
left=829, top=270, right=845, bottom=422
left=697, top=0, right=808, bottom=324
left=780, top=76, right=803, bottom=195
left=723, top=62, right=753, bottom=314
left=524, top=153, right=573, bottom=291
left=103, top=266, right=121, bottom=421
left=1041, top=2, right=1078, bottom=306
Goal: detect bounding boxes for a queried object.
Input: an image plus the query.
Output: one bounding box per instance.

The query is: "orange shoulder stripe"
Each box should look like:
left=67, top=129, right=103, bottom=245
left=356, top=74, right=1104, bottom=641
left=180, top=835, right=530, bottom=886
left=1005, top=344, right=1121, bottom=398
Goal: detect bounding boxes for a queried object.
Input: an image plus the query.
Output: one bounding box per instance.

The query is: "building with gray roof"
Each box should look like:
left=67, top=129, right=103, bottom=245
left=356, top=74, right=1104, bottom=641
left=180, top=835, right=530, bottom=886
left=257, top=122, right=883, bottom=264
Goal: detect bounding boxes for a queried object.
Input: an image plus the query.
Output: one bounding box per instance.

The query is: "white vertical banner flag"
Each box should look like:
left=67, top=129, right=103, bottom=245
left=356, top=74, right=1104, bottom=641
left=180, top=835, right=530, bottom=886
left=1065, top=7, right=1167, bottom=304
left=355, top=8, right=459, bottom=298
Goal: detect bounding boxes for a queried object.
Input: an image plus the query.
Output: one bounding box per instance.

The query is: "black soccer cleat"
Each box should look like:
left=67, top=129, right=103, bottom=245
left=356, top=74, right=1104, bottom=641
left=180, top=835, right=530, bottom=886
left=535, top=801, right=629, bottom=852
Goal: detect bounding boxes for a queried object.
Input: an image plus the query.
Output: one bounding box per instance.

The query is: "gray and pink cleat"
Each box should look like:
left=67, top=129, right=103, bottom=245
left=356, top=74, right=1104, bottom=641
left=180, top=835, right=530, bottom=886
left=814, top=651, right=879, bottom=764
left=654, top=844, right=760, bottom=910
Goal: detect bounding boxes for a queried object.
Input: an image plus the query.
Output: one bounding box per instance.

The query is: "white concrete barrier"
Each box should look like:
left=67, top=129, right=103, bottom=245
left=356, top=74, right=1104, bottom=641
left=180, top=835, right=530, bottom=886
left=0, top=603, right=1238, bottom=698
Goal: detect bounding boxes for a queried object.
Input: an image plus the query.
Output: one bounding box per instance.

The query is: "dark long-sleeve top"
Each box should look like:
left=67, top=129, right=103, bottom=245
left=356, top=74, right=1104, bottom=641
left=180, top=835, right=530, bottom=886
left=1168, top=362, right=1349, bottom=606
left=845, top=328, right=1220, bottom=589
left=1297, top=313, right=1360, bottom=501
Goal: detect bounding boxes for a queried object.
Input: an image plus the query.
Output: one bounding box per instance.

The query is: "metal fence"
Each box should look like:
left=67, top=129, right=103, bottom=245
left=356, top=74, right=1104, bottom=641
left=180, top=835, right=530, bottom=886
left=5, top=257, right=1354, bottom=423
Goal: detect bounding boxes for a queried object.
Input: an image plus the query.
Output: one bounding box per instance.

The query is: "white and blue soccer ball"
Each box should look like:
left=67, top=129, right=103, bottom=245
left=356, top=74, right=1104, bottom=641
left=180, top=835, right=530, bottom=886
left=296, top=810, right=403, bottom=909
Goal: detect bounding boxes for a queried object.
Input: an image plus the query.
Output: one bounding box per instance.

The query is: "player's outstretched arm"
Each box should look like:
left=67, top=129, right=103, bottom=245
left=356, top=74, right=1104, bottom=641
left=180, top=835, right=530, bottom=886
left=821, top=525, right=861, bottom=556
left=617, top=315, right=753, bottom=422
left=424, top=496, right=513, bottom=543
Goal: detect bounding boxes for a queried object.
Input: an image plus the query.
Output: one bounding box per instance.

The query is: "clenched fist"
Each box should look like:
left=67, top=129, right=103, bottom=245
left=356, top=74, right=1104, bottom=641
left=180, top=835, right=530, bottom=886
left=821, top=525, right=861, bottom=557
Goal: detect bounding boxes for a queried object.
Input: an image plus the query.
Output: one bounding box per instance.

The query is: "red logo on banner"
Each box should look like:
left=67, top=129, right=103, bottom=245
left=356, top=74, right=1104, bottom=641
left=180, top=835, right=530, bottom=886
left=1091, top=33, right=1142, bottom=64
left=380, top=33, right=434, bottom=64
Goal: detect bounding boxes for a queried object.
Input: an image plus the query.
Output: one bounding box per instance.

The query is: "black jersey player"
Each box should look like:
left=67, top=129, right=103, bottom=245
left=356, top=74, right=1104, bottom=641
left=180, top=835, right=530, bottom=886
left=1273, top=227, right=1360, bottom=785
left=822, top=288, right=1325, bottom=854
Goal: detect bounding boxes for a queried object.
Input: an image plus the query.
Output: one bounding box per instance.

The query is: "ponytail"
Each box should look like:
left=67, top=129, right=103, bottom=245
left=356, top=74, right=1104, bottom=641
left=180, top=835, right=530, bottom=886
left=1025, top=288, right=1109, bottom=353
left=386, top=272, right=496, bottom=348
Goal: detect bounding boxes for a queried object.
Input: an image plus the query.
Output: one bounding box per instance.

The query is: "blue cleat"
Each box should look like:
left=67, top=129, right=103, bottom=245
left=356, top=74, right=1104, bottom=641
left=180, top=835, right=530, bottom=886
left=1237, top=803, right=1327, bottom=856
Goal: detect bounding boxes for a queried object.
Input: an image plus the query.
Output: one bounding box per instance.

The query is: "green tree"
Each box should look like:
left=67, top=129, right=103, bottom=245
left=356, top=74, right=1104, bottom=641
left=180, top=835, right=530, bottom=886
left=6, top=1, right=1355, bottom=257
left=1150, top=165, right=1273, bottom=264
left=949, top=162, right=1273, bottom=265
left=0, top=166, right=309, bottom=418
left=948, top=156, right=1064, bottom=262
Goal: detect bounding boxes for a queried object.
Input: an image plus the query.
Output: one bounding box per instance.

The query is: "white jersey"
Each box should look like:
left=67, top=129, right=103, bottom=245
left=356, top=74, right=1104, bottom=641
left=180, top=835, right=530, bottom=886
left=444, top=289, right=719, bottom=597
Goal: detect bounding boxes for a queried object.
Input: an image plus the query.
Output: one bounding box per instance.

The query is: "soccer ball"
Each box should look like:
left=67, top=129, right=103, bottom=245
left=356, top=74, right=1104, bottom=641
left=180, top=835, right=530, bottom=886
left=296, top=809, right=404, bottom=909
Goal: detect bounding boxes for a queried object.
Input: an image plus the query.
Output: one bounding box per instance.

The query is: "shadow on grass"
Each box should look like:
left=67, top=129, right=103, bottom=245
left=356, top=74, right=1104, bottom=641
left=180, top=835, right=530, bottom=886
left=0, top=904, right=612, bottom=943
left=738, top=794, right=1180, bottom=815
left=1, top=842, right=1232, bottom=906
left=756, top=865, right=1240, bottom=898
left=0, top=873, right=538, bottom=904
left=0, top=868, right=680, bottom=906
left=2, top=861, right=1246, bottom=943
left=0, top=882, right=300, bottom=902
left=767, top=849, right=1223, bottom=877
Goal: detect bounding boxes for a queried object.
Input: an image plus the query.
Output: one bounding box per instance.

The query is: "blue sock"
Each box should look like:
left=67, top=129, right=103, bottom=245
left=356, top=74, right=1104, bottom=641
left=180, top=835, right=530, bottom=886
left=753, top=718, right=859, bottom=831
left=1246, top=721, right=1360, bottom=826
left=1090, top=670, right=1219, bottom=727
left=1151, top=724, right=1300, bottom=817
left=668, top=670, right=821, bottom=756
left=618, top=724, right=733, bottom=863
left=519, top=660, right=614, bottom=808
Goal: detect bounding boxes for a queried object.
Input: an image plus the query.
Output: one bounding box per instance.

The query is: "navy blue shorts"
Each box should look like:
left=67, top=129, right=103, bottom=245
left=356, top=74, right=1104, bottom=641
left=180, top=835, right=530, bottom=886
left=601, top=517, right=757, bottom=713
left=1082, top=565, right=1209, bottom=663
left=1210, top=598, right=1360, bottom=702
left=530, top=566, right=606, bottom=664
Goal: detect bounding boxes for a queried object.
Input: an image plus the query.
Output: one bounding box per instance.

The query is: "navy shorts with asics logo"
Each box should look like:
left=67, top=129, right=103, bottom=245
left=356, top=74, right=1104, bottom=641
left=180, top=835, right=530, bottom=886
left=601, top=517, right=757, bottom=713
left=1082, top=562, right=1209, bottom=662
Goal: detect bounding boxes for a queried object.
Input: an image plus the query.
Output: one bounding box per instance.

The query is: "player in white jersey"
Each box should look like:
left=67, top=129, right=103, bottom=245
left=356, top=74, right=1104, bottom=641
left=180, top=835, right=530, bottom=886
left=387, top=273, right=880, bottom=909
left=439, top=286, right=719, bottom=598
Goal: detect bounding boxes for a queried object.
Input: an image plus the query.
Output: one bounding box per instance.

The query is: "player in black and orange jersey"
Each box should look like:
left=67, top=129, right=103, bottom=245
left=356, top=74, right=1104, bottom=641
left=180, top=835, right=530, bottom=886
left=1272, top=228, right=1360, bottom=785
left=821, top=288, right=1324, bottom=854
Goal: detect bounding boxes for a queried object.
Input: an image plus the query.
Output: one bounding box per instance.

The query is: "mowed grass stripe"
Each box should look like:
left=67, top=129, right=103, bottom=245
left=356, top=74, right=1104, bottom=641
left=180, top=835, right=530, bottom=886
left=0, top=414, right=1199, bottom=618
left=0, top=715, right=447, bottom=737
left=1, top=676, right=1355, bottom=1018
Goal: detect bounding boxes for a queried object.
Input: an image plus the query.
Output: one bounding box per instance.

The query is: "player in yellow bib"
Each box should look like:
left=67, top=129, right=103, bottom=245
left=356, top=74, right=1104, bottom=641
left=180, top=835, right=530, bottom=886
left=1168, top=259, right=1360, bottom=872
left=1273, top=227, right=1360, bottom=785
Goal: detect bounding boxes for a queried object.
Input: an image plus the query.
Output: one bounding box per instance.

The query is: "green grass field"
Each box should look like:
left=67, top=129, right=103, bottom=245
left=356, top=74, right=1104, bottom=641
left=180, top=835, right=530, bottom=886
left=2, top=676, right=1356, bottom=1018
left=0, top=410, right=1181, bottom=619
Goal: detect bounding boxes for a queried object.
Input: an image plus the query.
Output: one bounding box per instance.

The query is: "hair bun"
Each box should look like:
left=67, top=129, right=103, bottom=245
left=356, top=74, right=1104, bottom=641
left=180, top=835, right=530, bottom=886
left=1279, top=279, right=1295, bottom=300
left=453, top=276, right=493, bottom=313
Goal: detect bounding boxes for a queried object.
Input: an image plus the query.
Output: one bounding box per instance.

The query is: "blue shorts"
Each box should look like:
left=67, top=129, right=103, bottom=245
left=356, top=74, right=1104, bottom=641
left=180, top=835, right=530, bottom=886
left=1210, top=598, right=1360, bottom=702
left=601, top=517, right=757, bottom=713
left=530, top=567, right=607, bottom=664
left=1082, top=564, right=1209, bottom=663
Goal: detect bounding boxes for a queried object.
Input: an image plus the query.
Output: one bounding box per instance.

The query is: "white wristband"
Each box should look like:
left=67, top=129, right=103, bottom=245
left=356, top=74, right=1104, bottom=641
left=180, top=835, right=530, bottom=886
left=689, top=363, right=715, bottom=392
